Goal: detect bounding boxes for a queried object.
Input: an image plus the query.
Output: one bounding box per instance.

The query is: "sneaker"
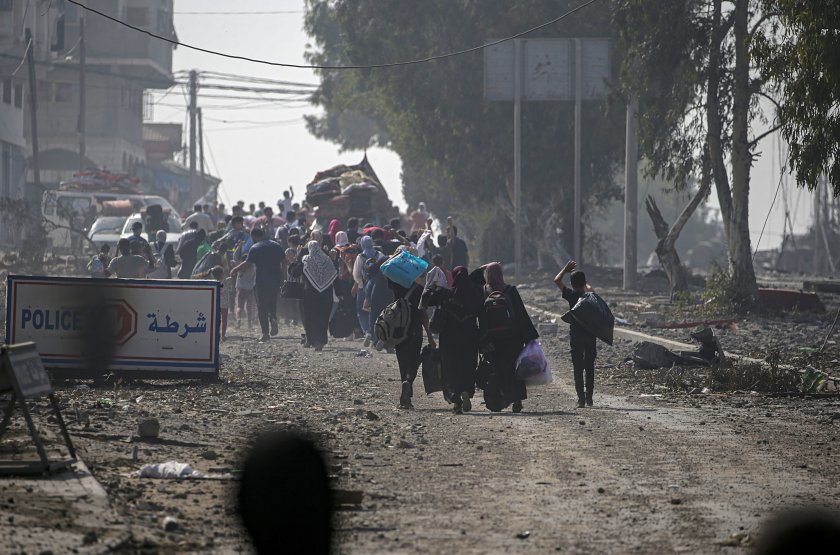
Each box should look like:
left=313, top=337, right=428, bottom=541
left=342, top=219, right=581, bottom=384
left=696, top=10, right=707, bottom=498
left=576, top=399, right=586, bottom=409
left=400, top=380, right=411, bottom=408
left=363, top=334, right=372, bottom=348
left=258, top=334, right=270, bottom=342
left=512, top=400, right=523, bottom=413
left=460, top=392, right=472, bottom=413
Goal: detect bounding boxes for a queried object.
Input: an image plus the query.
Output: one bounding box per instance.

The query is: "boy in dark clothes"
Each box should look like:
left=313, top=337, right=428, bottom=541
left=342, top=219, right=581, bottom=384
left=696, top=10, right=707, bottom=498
left=554, top=260, right=597, bottom=408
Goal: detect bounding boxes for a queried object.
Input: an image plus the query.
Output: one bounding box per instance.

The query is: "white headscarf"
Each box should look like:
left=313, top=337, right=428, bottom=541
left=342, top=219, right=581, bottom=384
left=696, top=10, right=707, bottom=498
left=302, top=240, right=338, bottom=293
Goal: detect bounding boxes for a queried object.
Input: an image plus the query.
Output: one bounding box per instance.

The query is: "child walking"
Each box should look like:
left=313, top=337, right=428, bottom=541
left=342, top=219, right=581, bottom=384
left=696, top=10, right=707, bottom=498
left=554, top=260, right=597, bottom=408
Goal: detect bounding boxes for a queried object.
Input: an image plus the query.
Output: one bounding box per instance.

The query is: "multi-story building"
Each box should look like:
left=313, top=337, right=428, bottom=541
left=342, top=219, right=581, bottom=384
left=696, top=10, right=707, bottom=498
left=0, top=0, right=177, bottom=247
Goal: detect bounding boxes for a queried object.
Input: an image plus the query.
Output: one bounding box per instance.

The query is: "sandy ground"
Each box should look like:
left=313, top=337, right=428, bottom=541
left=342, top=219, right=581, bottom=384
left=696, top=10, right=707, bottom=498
left=2, top=313, right=836, bottom=554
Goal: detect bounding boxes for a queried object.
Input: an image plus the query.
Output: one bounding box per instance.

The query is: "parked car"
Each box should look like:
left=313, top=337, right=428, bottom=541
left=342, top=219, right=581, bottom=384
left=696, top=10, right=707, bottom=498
left=120, top=212, right=183, bottom=248
left=87, top=215, right=128, bottom=253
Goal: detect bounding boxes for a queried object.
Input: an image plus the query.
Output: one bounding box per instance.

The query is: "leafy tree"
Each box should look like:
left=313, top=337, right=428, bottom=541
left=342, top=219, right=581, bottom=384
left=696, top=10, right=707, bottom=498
left=752, top=1, right=840, bottom=196
left=303, top=0, right=627, bottom=267
left=613, top=0, right=775, bottom=310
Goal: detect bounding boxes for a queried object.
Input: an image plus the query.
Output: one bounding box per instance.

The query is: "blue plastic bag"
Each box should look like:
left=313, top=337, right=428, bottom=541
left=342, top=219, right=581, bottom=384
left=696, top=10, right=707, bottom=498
left=381, top=250, right=429, bottom=289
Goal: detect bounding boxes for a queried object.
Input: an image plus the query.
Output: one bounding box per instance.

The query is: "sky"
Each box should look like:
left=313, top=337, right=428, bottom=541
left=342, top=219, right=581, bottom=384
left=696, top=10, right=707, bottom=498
left=148, top=0, right=813, bottom=251
left=147, top=0, right=405, bottom=211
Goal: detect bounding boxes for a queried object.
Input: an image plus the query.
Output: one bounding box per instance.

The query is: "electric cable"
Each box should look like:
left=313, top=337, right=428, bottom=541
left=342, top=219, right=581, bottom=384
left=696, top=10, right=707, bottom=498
left=66, top=0, right=601, bottom=70
left=175, top=11, right=303, bottom=16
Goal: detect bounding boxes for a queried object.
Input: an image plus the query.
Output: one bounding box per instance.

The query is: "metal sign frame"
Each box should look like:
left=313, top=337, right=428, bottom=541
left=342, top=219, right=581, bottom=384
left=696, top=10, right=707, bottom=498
left=0, top=342, right=77, bottom=475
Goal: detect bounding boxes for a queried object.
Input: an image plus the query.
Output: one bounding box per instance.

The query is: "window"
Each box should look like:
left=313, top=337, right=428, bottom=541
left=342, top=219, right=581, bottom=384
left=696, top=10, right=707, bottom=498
left=125, top=7, right=149, bottom=27
left=14, top=84, right=22, bottom=108
left=2, top=79, right=10, bottom=104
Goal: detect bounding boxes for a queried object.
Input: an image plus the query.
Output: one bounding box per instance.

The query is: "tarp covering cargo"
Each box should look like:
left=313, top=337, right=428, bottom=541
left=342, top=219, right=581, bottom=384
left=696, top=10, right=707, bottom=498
left=305, top=155, right=397, bottom=224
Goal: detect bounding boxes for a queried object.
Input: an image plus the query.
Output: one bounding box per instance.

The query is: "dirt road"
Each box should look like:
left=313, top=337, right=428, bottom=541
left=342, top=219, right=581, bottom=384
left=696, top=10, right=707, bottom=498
left=21, top=323, right=840, bottom=553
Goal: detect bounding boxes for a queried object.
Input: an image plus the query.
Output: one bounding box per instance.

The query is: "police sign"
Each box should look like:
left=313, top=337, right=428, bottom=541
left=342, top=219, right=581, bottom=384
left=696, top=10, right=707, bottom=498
left=4, top=275, right=220, bottom=379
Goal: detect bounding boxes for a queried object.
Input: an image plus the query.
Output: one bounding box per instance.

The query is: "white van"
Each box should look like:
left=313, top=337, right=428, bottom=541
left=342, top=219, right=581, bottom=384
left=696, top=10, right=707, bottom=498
left=42, top=190, right=177, bottom=253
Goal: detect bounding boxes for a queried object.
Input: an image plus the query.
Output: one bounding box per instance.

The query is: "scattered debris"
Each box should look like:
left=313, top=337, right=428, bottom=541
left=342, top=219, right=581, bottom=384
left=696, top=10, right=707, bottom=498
left=758, top=288, right=824, bottom=313
left=516, top=530, right=531, bottom=539
left=137, top=418, right=161, bottom=439
left=162, top=516, right=180, bottom=532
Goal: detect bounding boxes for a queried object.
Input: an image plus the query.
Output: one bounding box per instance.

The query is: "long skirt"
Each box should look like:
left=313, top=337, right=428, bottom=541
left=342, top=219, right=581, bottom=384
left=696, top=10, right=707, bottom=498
left=440, top=332, right=478, bottom=401
left=395, top=331, right=423, bottom=384
left=303, top=285, right=333, bottom=347
left=487, top=338, right=527, bottom=407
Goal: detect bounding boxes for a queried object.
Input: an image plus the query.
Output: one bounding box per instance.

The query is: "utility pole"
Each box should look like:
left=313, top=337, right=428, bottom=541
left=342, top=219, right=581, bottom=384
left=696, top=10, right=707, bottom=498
left=623, top=96, right=639, bottom=289
left=198, top=107, right=205, bottom=197
left=513, top=39, right=522, bottom=282
left=813, top=177, right=821, bottom=275
left=573, top=38, right=582, bottom=263
left=77, top=16, right=86, bottom=172
left=25, top=29, right=40, bottom=190
left=188, top=70, right=197, bottom=203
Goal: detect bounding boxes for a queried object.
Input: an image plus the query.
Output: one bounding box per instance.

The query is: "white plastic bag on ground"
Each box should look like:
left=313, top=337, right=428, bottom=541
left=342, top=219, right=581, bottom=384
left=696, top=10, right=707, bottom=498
left=137, top=461, right=205, bottom=479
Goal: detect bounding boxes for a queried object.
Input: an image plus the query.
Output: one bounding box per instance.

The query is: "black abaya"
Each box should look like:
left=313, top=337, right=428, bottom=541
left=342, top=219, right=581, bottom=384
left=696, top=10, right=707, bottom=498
left=484, top=285, right=538, bottom=408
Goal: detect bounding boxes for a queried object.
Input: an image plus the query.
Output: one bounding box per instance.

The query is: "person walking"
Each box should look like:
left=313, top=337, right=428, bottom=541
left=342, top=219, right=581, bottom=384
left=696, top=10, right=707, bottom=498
left=386, top=274, right=434, bottom=409
left=289, top=240, right=337, bottom=351
left=362, top=237, right=393, bottom=350
left=554, top=260, right=598, bottom=407
left=88, top=244, right=111, bottom=278
left=182, top=204, right=214, bottom=233
left=176, top=228, right=206, bottom=279
left=108, top=238, right=154, bottom=278
left=231, top=228, right=284, bottom=341
left=427, top=266, right=483, bottom=414
left=353, top=235, right=376, bottom=345
left=479, top=262, right=538, bottom=413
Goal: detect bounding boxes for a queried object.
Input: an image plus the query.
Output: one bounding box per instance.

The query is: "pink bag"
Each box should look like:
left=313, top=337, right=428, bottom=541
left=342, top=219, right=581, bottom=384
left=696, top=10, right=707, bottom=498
left=515, top=340, right=553, bottom=386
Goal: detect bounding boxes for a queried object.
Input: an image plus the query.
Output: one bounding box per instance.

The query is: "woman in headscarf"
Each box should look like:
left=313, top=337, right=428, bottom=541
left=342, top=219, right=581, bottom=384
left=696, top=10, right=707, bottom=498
left=353, top=235, right=377, bottom=345
left=480, top=262, right=539, bottom=412
left=329, top=231, right=358, bottom=338
left=359, top=236, right=394, bottom=349
left=289, top=240, right=337, bottom=351
left=426, top=266, right=483, bottom=413
left=327, top=219, right=342, bottom=246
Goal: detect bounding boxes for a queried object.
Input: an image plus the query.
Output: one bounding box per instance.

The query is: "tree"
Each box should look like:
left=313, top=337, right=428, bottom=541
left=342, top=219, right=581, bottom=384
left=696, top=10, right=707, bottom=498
left=303, top=0, right=627, bottom=266
left=752, top=1, right=840, bottom=196
left=613, top=0, right=774, bottom=310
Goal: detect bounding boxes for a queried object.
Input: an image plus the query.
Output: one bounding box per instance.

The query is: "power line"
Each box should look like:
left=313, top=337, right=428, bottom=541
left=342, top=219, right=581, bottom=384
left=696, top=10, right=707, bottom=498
left=175, top=11, right=303, bottom=16
left=4, top=38, right=32, bottom=78
left=203, top=116, right=304, bottom=125
left=173, top=81, right=315, bottom=95
left=66, top=0, right=602, bottom=70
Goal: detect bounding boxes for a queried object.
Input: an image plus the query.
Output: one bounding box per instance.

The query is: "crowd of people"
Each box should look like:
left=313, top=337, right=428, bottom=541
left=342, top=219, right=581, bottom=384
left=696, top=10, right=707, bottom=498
left=87, top=197, right=601, bottom=412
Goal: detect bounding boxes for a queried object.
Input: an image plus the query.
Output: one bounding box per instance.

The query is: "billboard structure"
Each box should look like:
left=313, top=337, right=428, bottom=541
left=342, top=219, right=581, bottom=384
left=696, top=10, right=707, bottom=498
left=485, top=38, right=610, bottom=275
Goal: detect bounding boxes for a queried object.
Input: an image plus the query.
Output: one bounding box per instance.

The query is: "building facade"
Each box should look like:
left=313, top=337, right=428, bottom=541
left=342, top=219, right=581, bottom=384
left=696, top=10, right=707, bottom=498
left=0, top=0, right=177, bottom=247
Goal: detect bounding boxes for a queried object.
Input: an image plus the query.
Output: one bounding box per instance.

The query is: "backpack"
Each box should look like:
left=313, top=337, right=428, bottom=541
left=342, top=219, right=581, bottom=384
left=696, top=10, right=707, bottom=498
left=374, top=285, right=416, bottom=347
left=481, top=287, right=517, bottom=340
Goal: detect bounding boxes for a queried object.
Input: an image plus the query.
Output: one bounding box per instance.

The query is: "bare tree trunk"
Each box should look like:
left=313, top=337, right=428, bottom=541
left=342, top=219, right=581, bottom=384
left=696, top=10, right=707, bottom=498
left=728, top=0, right=760, bottom=308
left=707, top=0, right=733, bottom=238
left=645, top=187, right=705, bottom=299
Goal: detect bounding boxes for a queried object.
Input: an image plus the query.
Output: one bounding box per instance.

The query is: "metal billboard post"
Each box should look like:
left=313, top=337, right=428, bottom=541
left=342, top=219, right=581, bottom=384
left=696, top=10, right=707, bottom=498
left=513, top=39, right=522, bottom=282
left=624, top=96, right=639, bottom=289
left=573, top=38, right=583, bottom=263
